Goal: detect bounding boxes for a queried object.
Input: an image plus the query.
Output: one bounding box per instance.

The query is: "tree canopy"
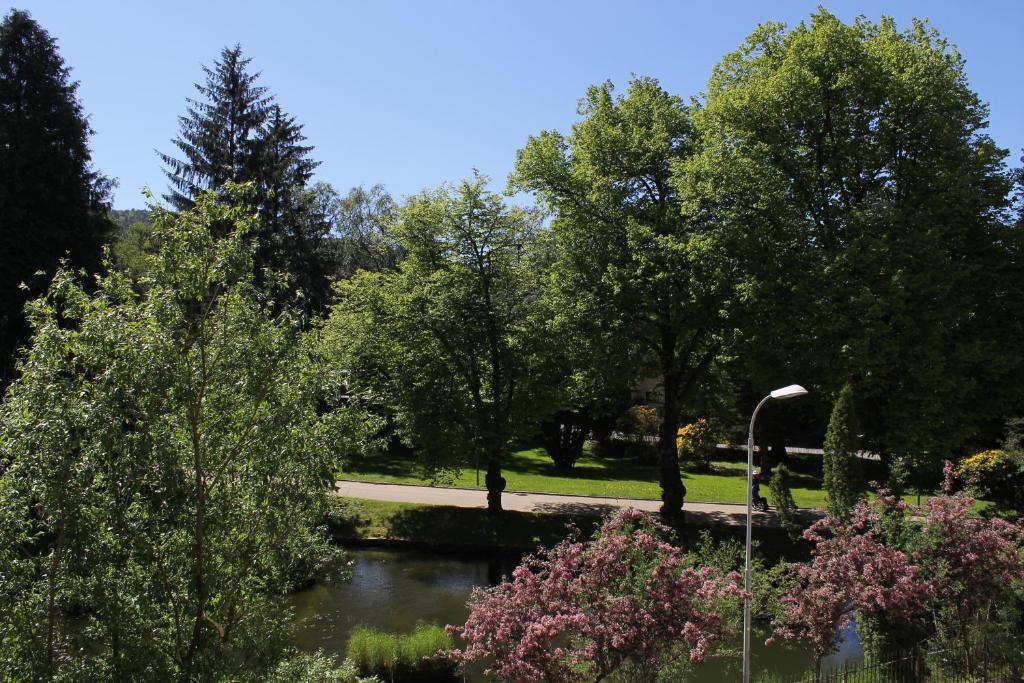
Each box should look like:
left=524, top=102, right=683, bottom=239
left=0, top=9, right=113, bottom=386
left=0, top=187, right=362, bottom=680
left=325, top=175, right=551, bottom=513
left=512, top=78, right=757, bottom=524
left=689, top=10, right=1023, bottom=462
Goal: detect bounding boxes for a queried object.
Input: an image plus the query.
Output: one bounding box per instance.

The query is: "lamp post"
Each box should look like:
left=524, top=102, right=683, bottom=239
left=743, top=384, right=807, bottom=683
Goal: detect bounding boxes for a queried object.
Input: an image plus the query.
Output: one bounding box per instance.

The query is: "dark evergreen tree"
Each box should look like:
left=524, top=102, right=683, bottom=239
left=768, top=464, right=802, bottom=540
left=159, top=45, right=270, bottom=212
left=255, top=106, right=334, bottom=314
left=161, top=47, right=335, bottom=315
left=1015, top=150, right=1024, bottom=227
left=822, top=383, right=865, bottom=522
left=0, top=9, right=113, bottom=385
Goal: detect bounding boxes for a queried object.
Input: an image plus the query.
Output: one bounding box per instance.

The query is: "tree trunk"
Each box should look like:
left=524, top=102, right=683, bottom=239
left=658, top=377, right=686, bottom=526
left=484, top=454, right=505, bottom=515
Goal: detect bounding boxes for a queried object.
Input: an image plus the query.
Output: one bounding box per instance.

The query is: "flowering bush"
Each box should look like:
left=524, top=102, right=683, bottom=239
left=956, top=449, right=1011, bottom=482
left=955, top=449, right=1024, bottom=515
left=769, top=498, right=933, bottom=672
left=676, top=419, right=719, bottom=471
left=446, top=509, right=741, bottom=682
left=913, top=489, right=1024, bottom=644
left=770, top=464, right=1024, bottom=674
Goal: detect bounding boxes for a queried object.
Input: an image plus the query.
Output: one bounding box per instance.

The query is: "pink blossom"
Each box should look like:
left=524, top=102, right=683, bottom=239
left=770, top=479, right=1024, bottom=670
left=446, top=509, right=740, bottom=682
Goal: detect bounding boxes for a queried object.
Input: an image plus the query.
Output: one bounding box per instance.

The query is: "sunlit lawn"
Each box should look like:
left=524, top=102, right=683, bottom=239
left=338, top=446, right=831, bottom=509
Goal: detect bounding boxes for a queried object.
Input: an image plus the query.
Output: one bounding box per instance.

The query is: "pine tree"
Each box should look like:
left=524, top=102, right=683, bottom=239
left=160, top=48, right=334, bottom=315
left=823, top=383, right=865, bottom=522
left=768, top=464, right=803, bottom=540
left=255, top=105, right=334, bottom=313
left=159, top=45, right=271, bottom=212
left=0, top=9, right=113, bottom=385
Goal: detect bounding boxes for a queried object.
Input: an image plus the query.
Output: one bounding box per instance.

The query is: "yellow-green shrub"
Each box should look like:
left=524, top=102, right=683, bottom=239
left=957, top=449, right=1011, bottom=482
left=956, top=449, right=1024, bottom=515
left=676, top=419, right=718, bottom=471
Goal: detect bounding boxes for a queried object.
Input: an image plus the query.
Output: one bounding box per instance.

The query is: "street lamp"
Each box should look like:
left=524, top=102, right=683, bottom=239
left=742, top=384, right=807, bottom=683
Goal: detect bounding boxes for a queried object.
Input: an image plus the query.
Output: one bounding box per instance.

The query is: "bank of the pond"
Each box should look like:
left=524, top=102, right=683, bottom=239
left=327, top=497, right=811, bottom=562
left=289, top=547, right=862, bottom=682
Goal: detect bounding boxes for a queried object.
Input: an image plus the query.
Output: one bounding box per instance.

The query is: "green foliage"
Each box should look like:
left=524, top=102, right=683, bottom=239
left=768, top=465, right=804, bottom=541
left=676, top=419, right=719, bottom=472
left=110, top=207, right=159, bottom=280
left=689, top=10, right=1023, bottom=463
left=686, top=530, right=793, bottom=623
left=822, top=384, right=864, bottom=522
left=0, top=9, right=114, bottom=385
left=0, top=187, right=363, bottom=681
left=346, top=622, right=453, bottom=681
left=957, top=445, right=1024, bottom=517
left=269, top=653, right=378, bottom=683
left=160, top=46, right=335, bottom=315
left=512, top=77, right=756, bottom=523
left=331, top=184, right=403, bottom=278
left=622, top=405, right=660, bottom=437
left=325, top=174, right=552, bottom=512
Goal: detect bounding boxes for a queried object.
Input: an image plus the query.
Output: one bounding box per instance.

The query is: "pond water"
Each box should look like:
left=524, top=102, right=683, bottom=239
left=289, top=547, right=862, bottom=681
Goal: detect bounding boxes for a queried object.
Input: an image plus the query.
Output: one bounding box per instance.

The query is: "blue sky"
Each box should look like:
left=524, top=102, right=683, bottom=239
left=13, top=1, right=1024, bottom=209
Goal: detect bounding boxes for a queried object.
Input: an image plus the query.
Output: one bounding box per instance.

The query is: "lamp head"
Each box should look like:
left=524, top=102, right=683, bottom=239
left=769, top=384, right=808, bottom=400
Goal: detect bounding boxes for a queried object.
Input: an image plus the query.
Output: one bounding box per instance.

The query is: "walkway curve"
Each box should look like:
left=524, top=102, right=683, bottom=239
left=334, top=479, right=822, bottom=528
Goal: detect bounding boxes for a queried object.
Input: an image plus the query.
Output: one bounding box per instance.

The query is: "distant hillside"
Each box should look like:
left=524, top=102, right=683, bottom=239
left=110, top=208, right=152, bottom=233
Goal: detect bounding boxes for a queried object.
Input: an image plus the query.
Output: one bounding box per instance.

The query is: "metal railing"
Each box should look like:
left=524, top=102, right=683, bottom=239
left=784, top=644, right=1021, bottom=683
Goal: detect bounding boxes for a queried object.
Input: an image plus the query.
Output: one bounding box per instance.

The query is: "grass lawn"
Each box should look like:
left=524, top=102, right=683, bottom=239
left=338, top=446, right=831, bottom=509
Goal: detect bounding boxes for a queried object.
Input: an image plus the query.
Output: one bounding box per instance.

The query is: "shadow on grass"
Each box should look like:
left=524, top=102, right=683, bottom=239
left=342, top=451, right=429, bottom=479
left=530, top=501, right=623, bottom=516
left=381, top=505, right=603, bottom=552
left=329, top=497, right=816, bottom=565
left=343, top=447, right=661, bottom=485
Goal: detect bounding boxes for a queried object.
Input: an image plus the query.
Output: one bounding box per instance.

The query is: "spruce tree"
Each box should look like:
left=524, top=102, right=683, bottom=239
left=159, top=45, right=270, bottom=212
left=0, top=9, right=113, bottom=385
left=256, top=105, right=335, bottom=313
left=161, top=48, right=334, bottom=314
left=823, top=383, right=864, bottom=522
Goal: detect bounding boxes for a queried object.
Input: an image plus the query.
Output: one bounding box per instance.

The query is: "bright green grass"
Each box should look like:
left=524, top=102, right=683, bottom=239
left=346, top=621, right=454, bottom=680
left=338, top=446, right=830, bottom=509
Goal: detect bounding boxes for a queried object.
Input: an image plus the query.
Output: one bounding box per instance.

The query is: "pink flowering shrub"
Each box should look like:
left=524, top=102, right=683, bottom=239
left=913, top=486, right=1024, bottom=648
left=445, top=509, right=741, bottom=682
left=769, top=498, right=933, bottom=670
left=771, top=463, right=1024, bottom=673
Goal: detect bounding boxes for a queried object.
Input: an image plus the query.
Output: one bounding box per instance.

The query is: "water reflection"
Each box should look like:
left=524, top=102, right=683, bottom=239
left=288, top=547, right=861, bottom=681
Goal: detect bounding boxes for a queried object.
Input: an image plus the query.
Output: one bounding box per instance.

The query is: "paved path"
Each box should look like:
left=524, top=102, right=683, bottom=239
left=334, top=480, right=822, bottom=527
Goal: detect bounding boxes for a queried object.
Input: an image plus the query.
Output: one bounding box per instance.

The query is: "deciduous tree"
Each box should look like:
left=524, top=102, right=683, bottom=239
left=325, top=175, right=550, bottom=513
left=332, top=184, right=402, bottom=279
left=512, top=78, right=754, bottom=525
left=690, top=10, right=1022, bottom=465
left=0, top=187, right=360, bottom=680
